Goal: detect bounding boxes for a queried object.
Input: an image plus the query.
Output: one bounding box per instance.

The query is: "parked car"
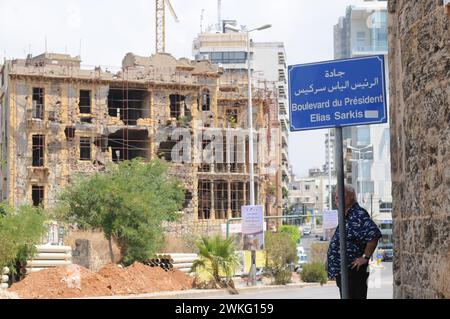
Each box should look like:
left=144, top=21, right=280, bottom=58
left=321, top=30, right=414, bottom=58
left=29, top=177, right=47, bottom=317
left=302, top=226, right=311, bottom=236
left=295, top=249, right=308, bottom=272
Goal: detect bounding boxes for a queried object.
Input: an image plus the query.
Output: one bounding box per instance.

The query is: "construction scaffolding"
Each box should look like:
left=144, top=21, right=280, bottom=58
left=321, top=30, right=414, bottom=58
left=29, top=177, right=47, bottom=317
left=0, top=51, right=282, bottom=235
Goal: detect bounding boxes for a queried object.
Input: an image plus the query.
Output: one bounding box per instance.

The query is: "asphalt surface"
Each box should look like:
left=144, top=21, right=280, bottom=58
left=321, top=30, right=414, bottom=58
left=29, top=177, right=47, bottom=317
left=201, top=262, right=393, bottom=300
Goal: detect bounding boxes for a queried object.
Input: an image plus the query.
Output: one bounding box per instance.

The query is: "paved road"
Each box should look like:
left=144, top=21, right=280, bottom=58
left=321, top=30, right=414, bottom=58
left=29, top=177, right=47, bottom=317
left=203, top=263, right=393, bottom=300
left=298, top=228, right=328, bottom=256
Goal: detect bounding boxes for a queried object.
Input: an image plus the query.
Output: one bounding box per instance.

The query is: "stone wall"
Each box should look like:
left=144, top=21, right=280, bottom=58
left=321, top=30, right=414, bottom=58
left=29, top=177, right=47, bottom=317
left=388, top=0, right=450, bottom=299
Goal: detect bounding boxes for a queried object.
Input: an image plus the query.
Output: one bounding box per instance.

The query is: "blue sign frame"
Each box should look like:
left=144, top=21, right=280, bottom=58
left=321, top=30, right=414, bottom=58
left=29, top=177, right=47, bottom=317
left=288, top=55, right=388, bottom=132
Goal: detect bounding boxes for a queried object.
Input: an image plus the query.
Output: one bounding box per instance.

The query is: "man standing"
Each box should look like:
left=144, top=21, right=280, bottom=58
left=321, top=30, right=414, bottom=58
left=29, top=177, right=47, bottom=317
left=327, top=185, right=382, bottom=299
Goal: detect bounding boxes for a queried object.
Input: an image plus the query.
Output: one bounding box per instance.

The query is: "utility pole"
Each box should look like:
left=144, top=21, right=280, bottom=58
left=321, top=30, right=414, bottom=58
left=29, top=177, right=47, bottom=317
left=336, top=127, right=350, bottom=299
left=328, top=129, right=333, bottom=210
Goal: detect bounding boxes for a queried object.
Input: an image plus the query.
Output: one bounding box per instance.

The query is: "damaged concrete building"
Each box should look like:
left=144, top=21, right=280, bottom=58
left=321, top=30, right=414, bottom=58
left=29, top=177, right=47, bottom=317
left=0, top=52, right=283, bottom=237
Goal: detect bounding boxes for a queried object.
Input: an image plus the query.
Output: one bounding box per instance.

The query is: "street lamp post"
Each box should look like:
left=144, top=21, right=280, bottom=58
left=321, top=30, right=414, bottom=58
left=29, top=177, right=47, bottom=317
left=247, top=24, right=271, bottom=287
left=227, top=23, right=272, bottom=286
left=347, top=144, right=373, bottom=205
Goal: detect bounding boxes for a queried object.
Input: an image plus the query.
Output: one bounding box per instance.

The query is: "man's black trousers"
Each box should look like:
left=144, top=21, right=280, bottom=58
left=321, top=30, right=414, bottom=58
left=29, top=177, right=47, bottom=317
left=336, top=264, right=369, bottom=299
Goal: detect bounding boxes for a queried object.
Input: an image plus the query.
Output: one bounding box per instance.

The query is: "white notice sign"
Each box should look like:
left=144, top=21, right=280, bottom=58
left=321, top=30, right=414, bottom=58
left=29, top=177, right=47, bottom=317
left=242, top=205, right=265, bottom=251
left=323, top=210, right=339, bottom=230
left=221, top=223, right=268, bottom=235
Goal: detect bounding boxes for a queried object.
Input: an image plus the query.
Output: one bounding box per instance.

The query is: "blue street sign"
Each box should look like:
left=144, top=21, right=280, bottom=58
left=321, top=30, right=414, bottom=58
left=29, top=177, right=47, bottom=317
left=288, top=55, right=387, bottom=132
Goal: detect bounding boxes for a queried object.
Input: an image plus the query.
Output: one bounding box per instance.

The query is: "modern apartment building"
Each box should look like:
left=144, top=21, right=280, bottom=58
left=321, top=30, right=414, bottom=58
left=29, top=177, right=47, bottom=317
left=333, top=0, right=392, bottom=227
left=193, top=20, right=290, bottom=201
left=289, top=168, right=337, bottom=224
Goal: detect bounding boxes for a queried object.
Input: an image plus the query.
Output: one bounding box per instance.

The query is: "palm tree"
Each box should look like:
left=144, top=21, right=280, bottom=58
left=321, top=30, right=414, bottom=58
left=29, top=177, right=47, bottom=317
left=192, top=236, right=240, bottom=294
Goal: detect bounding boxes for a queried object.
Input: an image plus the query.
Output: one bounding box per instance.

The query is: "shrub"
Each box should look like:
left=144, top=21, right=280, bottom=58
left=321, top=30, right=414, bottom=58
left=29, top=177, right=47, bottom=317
left=265, top=232, right=297, bottom=285
left=192, top=236, right=239, bottom=293
left=279, top=225, right=301, bottom=245
left=301, top=262, right=328, bottom=285
left=310, top=242, right=329, bottom=265
left=0, top=204, right=47, bottom=273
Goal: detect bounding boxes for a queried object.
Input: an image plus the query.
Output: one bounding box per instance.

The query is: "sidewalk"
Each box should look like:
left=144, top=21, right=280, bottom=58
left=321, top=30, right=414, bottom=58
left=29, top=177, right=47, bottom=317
left=82, top=281, right=337, bottom=299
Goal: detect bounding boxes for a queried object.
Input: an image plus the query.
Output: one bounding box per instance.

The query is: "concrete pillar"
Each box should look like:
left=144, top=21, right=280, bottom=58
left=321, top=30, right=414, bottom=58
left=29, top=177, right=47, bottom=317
left=243, top=140, right=247, bottom=175
left=210, top=180, right=215, bottom=220
left=227, top=181, right=232, bottom=219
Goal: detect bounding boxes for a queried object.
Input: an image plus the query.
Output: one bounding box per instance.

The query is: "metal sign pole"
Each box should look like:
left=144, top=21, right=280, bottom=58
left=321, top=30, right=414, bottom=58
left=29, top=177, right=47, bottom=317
left=336, top=127, right=349, bottom=299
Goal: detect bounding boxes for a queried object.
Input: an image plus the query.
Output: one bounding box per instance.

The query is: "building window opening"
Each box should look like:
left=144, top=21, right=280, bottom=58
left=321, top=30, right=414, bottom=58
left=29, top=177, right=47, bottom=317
left=108, top=89, right=149, bottom=125
left=201, top=89, right=211, bottom=112
left=32, top=88, right=44, bottom=119
left=231, top=182, right=245, bottom=218
left=183, top=191, right=193, bottom=210
left=80, top=137, right=91, bottom=161
left=214, top=181, right=228, bottom=220
left=225, top=108, right=239, bottom=127
left=108, top=129, right=150, bottom=162
left=214, top=136, right=227, bottom=173
left=32, top=185, right=44, bottom=207
left=201, top=51, right=247, bottom=64
left=32, top=135, right=45, bottom=167
left=65, top=127, right=76, bottom=140
left=157, top=139, right=177, bottom=162
left=199, top=138, right=212, bottom=172
left=169, top=94, right=185, bottom=120
left=229, top=135, right=245, bottom=173
left=198, top=180, right=211, bottom=220
left=79, top=90, right=92, bottom=114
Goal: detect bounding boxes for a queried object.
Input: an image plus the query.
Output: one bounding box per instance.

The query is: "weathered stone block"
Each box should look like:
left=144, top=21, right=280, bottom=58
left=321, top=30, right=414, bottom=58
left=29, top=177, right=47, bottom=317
left=389, top=0, right=450, bottom=299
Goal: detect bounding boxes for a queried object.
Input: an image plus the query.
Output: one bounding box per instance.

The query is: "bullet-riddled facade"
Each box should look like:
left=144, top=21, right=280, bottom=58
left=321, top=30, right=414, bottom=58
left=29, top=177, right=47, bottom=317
left=0, top=52, right=282, bottom=237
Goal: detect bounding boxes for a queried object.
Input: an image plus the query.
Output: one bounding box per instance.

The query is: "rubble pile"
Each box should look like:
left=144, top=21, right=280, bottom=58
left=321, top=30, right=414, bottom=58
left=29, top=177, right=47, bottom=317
left=10, top=265, right=112, bottom=299
left=9, top=262, right=193, bottom=299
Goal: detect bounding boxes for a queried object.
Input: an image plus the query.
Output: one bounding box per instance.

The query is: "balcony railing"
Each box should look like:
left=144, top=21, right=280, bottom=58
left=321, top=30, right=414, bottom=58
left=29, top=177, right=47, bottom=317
left=32, top=103, right=44, bottom=119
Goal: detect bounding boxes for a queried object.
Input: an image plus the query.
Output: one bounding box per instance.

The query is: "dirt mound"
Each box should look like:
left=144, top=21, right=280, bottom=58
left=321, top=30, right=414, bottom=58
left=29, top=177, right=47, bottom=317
left=9, top=262, right=194, bottom=299
left=97, top=264, right=138, bottom=295
left=98, top=262, right=193, bottom=295
left=170, top=268, right=195, bottom=289
left=10, top=265, right=113, bottom=299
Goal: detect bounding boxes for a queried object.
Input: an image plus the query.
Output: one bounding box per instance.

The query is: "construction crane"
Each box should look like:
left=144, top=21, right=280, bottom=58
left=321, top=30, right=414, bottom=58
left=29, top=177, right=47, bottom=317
left=155, top=0, right=179, bottom=54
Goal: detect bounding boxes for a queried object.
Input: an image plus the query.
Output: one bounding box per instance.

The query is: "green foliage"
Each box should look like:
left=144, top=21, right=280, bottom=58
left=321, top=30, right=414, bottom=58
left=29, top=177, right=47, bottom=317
left=300, top=262, right=328, bottom=285
left=265, top=183, right=276, bottom=197
left=0, top=204, right=46, bottom=271
left=315, top=216, right=323, bottom=226
left=178, top=115, right=193, bottom=128
left=192, top=236, right=239, bottom=286
left=57, top=158, right=185, bottom=265
left=282, top=187, right=289, bottom=199
left=264, top=232, right=297, bottom=285
left=279, top=225, right=301, bottom=245
left=310, top=242, right=329, bottom=265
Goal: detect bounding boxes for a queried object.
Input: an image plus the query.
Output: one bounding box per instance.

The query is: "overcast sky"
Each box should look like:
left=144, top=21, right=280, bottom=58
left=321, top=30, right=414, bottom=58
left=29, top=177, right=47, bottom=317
left=0, top=0, right=364, bottom=178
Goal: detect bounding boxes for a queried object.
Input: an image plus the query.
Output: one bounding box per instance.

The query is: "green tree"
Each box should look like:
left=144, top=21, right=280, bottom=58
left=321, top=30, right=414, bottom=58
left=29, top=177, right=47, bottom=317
left=282, top=187, right=289, bottom=199
left=265, top=232, right=297, bottom=285
left=0, top=204, right=47, bottom=273
left=57, top=158, right=185, bottom=265
left=192, top=236, right=239, bottom=293
left=279, top=225, right=301, bottom=245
